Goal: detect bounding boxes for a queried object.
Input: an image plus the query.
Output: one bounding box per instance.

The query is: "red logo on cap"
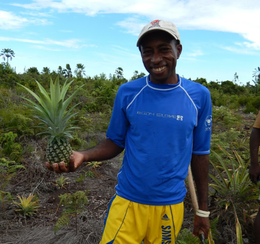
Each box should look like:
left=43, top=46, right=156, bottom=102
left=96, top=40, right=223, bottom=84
left=151, top=20, right=159, bottom=24
left=149, top=20, right=160, bottom=28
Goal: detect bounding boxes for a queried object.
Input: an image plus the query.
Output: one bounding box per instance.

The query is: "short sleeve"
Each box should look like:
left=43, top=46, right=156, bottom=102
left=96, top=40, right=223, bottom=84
left=192, top=89, right=212, bottom=155
left=106, top=86, right=128, bottom=148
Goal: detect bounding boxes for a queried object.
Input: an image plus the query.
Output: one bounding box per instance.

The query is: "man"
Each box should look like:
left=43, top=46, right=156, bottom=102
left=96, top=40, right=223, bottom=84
left=47, top=19, right=212, bottom=243
left=249, top=112, right=260, bottom=244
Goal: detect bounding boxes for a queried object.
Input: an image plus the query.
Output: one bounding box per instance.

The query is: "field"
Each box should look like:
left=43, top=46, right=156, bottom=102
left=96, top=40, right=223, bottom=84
left=1, top=65, right=260, bottom=243
left=0, top=111, right=258, bottom=244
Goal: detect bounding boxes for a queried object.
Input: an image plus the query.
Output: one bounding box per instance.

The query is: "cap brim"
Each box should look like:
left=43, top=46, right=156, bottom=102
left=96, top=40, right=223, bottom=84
left=136, top=28, right=179, bottom=47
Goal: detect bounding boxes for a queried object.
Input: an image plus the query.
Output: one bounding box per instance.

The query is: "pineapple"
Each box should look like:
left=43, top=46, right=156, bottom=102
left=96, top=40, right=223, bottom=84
left=18, top=76, right=83, bottom=166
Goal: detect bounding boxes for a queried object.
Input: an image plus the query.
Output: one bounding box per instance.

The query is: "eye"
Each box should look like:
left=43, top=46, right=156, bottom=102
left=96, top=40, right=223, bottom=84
left=161, top=47, right=171, bottom=52
left=142, top=49, right=152, bottom=55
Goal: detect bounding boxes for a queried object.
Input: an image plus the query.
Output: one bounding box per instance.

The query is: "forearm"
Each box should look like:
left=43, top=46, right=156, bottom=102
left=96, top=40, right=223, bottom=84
left=250, top=128, right=260, bottom=166
left=191, top=154, right=209, bottom=211
left=80, top=138, right=124, bottom=162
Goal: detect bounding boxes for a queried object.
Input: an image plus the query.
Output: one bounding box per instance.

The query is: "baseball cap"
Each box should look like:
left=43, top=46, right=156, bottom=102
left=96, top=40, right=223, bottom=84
left=136, top=19, right=181, bottom=47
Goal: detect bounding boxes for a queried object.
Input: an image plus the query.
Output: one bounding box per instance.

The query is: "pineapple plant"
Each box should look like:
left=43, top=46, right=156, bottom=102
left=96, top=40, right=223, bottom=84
left=18, top=76, right=83, bottom=166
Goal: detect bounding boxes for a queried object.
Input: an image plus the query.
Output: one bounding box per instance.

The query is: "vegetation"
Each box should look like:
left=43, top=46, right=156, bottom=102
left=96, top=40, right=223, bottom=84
left=18, top=76, right=84, bottom=166
left=13, top=193, right=40, bottom=217
left=54, top=175, right=69, bottom=189
left=1, top=59, right=260, bottom=242
left=55, top=191, right=88, bottom=234
left=0, top=158, right=25, bottom=217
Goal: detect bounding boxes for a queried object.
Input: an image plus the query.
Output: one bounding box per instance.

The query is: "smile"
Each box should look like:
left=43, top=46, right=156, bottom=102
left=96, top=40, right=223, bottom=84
left=152, top=66, right=166, bottom=72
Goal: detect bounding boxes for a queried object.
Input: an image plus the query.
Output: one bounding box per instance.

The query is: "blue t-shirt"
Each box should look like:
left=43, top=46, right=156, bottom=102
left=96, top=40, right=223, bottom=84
left=106, top=75, right=212, bottom=205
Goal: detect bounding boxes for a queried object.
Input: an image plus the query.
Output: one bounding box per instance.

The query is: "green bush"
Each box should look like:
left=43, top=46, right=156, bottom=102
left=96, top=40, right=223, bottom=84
left=212, top=106, right=242, bottom=132
left=0, top=132, right=22, bottom=162
left=0, top=107, right=35, bottom=136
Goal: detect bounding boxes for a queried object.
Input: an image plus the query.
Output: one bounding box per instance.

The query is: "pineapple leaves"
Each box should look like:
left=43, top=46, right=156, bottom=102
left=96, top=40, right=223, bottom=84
left=17, top=76, right=84, bottom=140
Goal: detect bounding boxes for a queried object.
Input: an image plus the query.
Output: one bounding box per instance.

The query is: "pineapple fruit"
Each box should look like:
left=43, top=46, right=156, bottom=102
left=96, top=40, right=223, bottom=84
left=18, top=76, right=83, bottom=166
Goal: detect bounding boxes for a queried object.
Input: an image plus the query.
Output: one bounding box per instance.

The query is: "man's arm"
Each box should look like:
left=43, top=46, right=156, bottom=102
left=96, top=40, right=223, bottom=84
left=191, top=154, right=210, bottom=238
left=249, top=127, right=260, bottom=184
left=47, top=138, right=124, bottom=173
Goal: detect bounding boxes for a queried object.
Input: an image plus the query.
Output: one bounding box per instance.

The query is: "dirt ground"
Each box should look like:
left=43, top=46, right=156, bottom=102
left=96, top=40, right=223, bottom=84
left=0, top=112, right=257, bottom=244
left=0, top=147, right=197, bottom=244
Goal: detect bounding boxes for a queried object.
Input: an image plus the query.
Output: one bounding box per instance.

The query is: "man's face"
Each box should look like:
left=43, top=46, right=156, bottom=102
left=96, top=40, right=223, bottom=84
left=140, top=31, right=182, bottom=84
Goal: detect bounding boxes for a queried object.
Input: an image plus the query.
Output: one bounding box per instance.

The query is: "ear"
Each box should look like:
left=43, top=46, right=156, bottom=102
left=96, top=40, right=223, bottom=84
left=176, top=44, right=182, bottom=59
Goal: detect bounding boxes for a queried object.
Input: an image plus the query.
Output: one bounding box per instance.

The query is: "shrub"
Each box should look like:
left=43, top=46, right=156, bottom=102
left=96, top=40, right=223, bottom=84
left=0, top=132, right=23, bottom=162
left=13, top=194, right=40, bottom=217
left=209, top=148, right=259, bottom=243
left=55, top=191, right=88, bottom=234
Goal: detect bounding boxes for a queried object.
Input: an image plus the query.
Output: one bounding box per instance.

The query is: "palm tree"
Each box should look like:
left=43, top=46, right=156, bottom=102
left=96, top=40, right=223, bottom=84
left=74, top=63, right=86, bottom=78
left=0, top=48, right=15, bottom=63
left=63, top=64, right=72, bottom=78
left=57, top=66, right=63, bottom=77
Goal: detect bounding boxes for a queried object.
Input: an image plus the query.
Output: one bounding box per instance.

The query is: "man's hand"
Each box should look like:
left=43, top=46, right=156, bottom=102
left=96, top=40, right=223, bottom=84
left=193, top=215, right=210, bottom=239
left=249, top=164, right=260, bottom=184
left=46, top=139, right=123, bottom=173
left=46, top=151, right=84, bottom=173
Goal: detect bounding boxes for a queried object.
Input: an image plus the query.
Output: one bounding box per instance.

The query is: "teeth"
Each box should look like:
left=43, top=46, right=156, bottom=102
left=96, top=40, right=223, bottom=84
left=153, top=67, right=165, bottom=72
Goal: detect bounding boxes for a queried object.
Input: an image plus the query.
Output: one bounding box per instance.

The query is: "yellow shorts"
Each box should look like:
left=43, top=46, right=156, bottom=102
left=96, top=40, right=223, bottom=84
left=100, top=195, right=184, bottom=244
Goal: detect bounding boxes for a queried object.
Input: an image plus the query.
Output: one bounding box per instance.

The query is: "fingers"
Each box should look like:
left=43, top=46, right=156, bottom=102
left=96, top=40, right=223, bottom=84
left=199, top=228, right=208, bottom=239
left=68, top=155, right=76, bottom=172
left=46, top=162, right=70, bottom=173
left=46, top=162, right=53, bottom=171
left=45, top=151, right=83, bottom=173
left=193, top=228, right=208, bottom=240
left=193, top=215, right=210, bottom=239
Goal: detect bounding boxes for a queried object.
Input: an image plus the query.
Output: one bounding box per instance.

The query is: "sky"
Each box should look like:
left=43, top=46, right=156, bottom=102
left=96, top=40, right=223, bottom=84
left=0, top=0, right=260, bottom=85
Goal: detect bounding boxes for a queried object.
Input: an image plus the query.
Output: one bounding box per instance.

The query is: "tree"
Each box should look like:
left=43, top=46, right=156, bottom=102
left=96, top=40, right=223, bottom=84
left=252, top=67, right=260, bottom=93
left=233, top=72, right=239, bottom=84
left=115, top=67, right=124, bottom=79
left=42, top=67, right=50, bottom=75
left=0, top=49, right=15, bottom=63
left=194, top=77, right=207, bottom=86
left=112, top=67, right=127, bottom=85
left=57, top=66, right=63, bottom=77
left=63, top=64, right=72, bottom=78
left=74, top=63, right=86, bottom=78
left=130, top=70, right=146, bottom=81
left=27, top=67, right=39, bottom=75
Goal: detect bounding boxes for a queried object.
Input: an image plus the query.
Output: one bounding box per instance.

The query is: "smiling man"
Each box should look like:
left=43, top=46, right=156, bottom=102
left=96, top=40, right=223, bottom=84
left=138, top=21, right=182, bottom=85
left=47, top=19, right=212, bottom=243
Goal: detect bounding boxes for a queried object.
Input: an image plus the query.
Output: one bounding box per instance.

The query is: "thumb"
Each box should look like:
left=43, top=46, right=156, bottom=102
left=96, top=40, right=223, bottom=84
left=68, top=154, right=77, bottom=171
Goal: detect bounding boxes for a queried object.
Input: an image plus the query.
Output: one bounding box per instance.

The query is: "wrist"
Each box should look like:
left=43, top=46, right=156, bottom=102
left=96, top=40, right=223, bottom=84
left=196, top=209, right=210, bottom=218
left=77, top=151, right=89, bottom=163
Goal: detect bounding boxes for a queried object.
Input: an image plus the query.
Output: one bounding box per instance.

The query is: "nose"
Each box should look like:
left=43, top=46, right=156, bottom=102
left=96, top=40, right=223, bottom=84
left=151, top=51, right=162, bottom=63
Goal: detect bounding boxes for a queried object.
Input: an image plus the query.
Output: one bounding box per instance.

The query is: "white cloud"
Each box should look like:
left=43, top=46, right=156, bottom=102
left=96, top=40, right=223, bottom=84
left=0, top=10, right=51, bottom=29
left=32, top=45, right=61, bottom=51
left=117, top=17, right=146, bottom=36
left=8, top=0, right=260, bottom=48
left=0, top=11, right=29, bottom=29
left=220, top=46, right=257, bottom=55
left=0, top=36, right=90, bottom=48
left=20, top=11, right=52, bottom=17
left=186, top=49, right=204, bottom=57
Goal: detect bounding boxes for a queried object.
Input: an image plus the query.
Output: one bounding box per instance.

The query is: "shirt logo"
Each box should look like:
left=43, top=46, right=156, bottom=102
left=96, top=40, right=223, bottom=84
left=205, top=115, right=212, bottom=131
left=137, top=111, right=183, bottom=121
left=162, top=214, right=170, bottom=221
